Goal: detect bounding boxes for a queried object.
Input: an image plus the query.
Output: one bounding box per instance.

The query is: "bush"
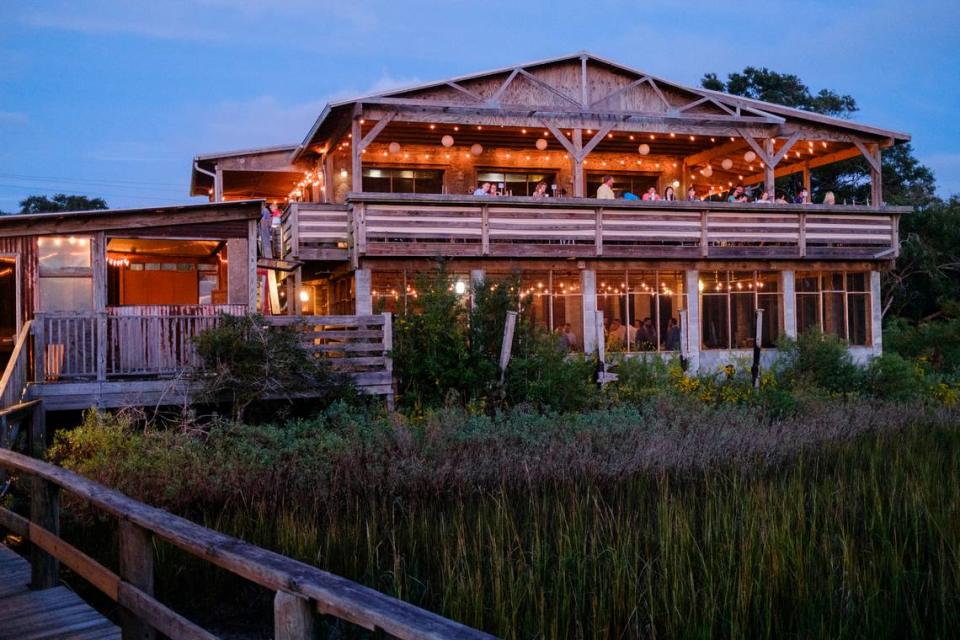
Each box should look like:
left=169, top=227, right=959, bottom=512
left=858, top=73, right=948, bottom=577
left=607, top=355, right=674, bottom=403
left=193, top=314, right=350, bottom=422
left=775, top=331, right=862, bottom=394
left=505, top=327, right=599, bottom=412
left=864, top=352, right=927, bottom=402
left=885, top=316, right=960, bottom=377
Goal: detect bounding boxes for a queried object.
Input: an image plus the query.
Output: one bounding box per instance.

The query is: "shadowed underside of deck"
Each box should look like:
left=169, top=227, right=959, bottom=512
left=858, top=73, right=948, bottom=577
left=0, top=544, right=120, bottom=640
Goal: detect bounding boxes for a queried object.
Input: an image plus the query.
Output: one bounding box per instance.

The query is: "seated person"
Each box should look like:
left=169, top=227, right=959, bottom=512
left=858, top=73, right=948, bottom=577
left=794, top=188, right=810, bottom=204
left=606, top=318, right=627, bottom=350
left=687, top=186, right=699, bottom=201
left=822, top=190, right=836, bottom=205
left=473, top=182, right=491, bottom=196
left=727, top=185, right=748, bottom=203
left=642, top=187, right=660, bottom=201
left=532, top=181, right=549, bottom=199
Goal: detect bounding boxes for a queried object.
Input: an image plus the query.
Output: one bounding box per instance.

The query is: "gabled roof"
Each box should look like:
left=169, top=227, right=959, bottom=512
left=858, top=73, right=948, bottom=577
left=293, top=51, right=909, bottom=162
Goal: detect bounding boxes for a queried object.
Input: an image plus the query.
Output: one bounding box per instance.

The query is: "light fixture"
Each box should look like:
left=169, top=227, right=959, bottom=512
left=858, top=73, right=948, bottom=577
left=672, top=180, right=680, bottom=188
left=744, top=150, right=757, bottom=163
left=470, top=143, right=483, bottom=156
left=638, top=143, right=650, bottom=155
left=535, top=138, right=548, bottom=150
left=339, top=169, right=348, bottom=178
left=454, top=280, right=467, bottom=295
left=388, top=142, right=401, bottom=154
left=441, top=135, right=454, bottom=147
left=721, top=158, right=734, bottom=171
left=701, top=165, right=714, bottom=177
left=299, top=290, right=310, bottom=303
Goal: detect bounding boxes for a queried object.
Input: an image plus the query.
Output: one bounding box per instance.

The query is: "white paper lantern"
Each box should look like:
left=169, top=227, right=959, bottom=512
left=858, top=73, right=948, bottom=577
left=388, top=142, right=401, bottom=155
left=441, top=135, right=454, bottom=147
left=701, top=166, right=714, bottom=177
left=721, top=158, right=734, bottom=171
left=672, top=180, right=680, bottom=189
left=535, top=138, right=548, bottom=150
left=744, top=150, right=757, bottom=163
left=638, top=143, right=651, bottom=155
left=470, top=143, right=483, bottom=156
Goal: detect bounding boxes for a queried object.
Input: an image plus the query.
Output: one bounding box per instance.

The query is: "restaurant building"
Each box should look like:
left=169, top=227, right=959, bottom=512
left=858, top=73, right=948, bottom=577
left=189, top=51, right=907, bottom=370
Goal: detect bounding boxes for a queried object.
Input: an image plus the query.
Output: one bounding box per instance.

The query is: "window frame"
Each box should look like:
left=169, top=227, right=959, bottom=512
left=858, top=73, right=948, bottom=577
left=795, top=271, right=872, bottom=346
left=699, top=271, right=783, bottom=350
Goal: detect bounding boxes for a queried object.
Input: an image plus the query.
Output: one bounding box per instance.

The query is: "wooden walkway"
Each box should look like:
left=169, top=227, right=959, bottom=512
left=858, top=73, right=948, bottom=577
left=0, top=544, right=120, bottom=640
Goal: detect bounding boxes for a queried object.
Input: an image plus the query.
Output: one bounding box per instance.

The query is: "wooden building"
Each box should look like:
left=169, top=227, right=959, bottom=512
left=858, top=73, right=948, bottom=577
left=190, top=52, right=908, bottom=369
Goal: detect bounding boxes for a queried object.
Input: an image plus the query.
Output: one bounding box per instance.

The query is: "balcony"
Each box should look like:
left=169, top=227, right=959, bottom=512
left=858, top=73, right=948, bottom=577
left=286, top=194, right=908, bottom=263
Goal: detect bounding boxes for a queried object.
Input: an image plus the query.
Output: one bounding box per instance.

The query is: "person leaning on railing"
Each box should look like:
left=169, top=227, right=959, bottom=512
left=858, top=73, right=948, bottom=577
left=597, top=175, right=615, bottom=199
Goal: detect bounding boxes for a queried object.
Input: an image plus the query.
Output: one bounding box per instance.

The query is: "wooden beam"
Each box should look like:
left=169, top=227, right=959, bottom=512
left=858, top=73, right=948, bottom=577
left=119, top=521, right=156, bottom=640
left=580, top=55, right=588, bottom=107
left=769, top=131, right=804, bottom=167
left=357, top=111, right=397, bottom=151
left=572, top=129, right=584, bottom=197
left=446, top=82, right=484, bottom=103
left=644, top=78, right=671, bottom=110
left=578, top=122, right=616, bottom=161
left=741, top=145, right=870, bottom=184
left=588, top=77, right=647, bottom=109
left=764, top=138, right=775, bottom=195
left=683, top=138, right=750, bottom=168
left=517, top=69, right=582, bottom=107
left=488, top=68, right=520, bottom=105
left=540, top=121, right=578, bottom=157
left=351, top=105, right=362, bottom=193
left=852, top=139, right=882, bottom=174
left=737, top=129, right=773, bottom=166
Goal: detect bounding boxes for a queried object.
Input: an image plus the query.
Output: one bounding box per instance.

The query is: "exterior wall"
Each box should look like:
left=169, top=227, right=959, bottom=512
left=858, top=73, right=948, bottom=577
left=0, top=237, right=37, bottom=324
left=325, top=142, right=684, bottom=202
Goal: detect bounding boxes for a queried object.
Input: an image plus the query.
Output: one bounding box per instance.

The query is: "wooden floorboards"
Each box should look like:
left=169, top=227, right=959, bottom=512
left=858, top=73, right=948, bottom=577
left=0, top=544, right=120, bottom=640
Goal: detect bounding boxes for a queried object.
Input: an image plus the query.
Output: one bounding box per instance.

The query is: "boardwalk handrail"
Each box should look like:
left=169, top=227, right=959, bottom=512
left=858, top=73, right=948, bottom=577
left=0, top=446, right=494, bottom=640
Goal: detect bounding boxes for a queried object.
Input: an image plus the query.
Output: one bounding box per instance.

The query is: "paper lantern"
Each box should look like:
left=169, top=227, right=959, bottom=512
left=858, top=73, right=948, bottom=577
left=744, top=150, right=757, bottom=163
left=388, top=142, right=401, bottom=154
left=638, top=143, right=650, bottom=155
left=441, top=135, right=454, bottom=147
left=721, top=158, right=734, bottom=171
left=701, top=166, right=714, bottom=177
left=535, top=138, right=548, bottom=150
left=672, top=180, right=680, bottom=189
left=470, top=143, right=483, bottom=156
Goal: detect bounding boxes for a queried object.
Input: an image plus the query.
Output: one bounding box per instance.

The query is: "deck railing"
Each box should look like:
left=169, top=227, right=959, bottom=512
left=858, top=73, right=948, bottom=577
left=304, top=194, right=907, bottom=262
left=0, top=321, right=31, bottom=410
left=0, top=445, right=492, bottom=640
left=282, top=202, right=350, bottom=261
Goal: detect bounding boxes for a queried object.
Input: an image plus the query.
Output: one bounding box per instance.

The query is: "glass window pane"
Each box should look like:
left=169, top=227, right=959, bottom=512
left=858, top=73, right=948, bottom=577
left=393, top=174, right=415, bottom=193
left=552, top=295, right=582, bottom=352
left=797, top=272, right=820, bottom=293
left=39, top=277, right=93, bottom=311
left=847, top=293, right=870, bottom=345
left=702, top=294, right=729, bottom=349
left=37, top=236, right=91, bottom=272
left=847, top=272, right=868, bottom=292
left=824, top=292, right=846, bottom=338
left=477, top=172, right=504, bottom=183
left=797, top=294, right=821, bottom=334
left=730, top=292, right=755, bottom=348
left=758, top=293, right=782, bottom=347
left=362, top=173, right=391, bottom=192
left=825, top=272, right=845, bottom=291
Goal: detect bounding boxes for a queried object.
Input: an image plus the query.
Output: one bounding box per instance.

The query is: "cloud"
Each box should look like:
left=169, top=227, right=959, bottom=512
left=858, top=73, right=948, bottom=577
left=20, top=6, right=224, bottom=41
left=0, top=111, right=29, bottom=125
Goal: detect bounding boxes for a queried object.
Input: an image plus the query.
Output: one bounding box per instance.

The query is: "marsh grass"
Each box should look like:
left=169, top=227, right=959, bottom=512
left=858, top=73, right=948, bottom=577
left=116, top=421, right=960, bottom=639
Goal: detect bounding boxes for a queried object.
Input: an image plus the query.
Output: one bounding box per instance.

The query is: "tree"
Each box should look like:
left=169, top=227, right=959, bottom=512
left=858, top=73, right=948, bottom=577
left=701, top=68, right=937, bottom=206
left=18, top=194, right=108, bottom=214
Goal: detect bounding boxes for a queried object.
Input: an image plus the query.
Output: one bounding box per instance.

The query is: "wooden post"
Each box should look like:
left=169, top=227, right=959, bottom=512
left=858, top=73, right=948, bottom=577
left=581, top=269, right=597, bottom=354
left=798, top=213, right=807, bottom=258
left=382, top=312, right=394, bottom=412
left=684, top=270, right=701, bottom=373
left=274, top=591, right=317, bottom=640
left=355, top=269, right=372, bottom=315
left=351, top=115, right=363, bottom=194
left=763, top=138, right=776, bottom=196
left=700, top=210, right=709, bottom=257
left=595, top=208, right=603, bottom=256
left=782, top=271, right=797, bottom=339
left=480, top=204, right=490, bottom=255
left=498, top=311, right=518, bottom=385
left=213, top=164, right=223, bottom=203
left=868, top=143, right=883, bottom=207
left=870, top=270, right=883, bottom=356
left=30, top=478, right=59, bottom=589
left=92, top=232, right=107, bottom=381
left=33, top=315, right=45, bottom=383
left=119, top=521, right=156, bottom=640
left=571, top=129, right=584, bottom=197
left=801, top=162, right=811, bottom=197
left=752, top=308, right=764, bottom=389
left=469, top=270, right=485, bottom=310
left=679, top=308, right=689, bottom=372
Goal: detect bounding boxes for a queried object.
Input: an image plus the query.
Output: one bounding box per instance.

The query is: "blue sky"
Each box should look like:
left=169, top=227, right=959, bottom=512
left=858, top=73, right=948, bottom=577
left=0, top=0, right=957, bottom=211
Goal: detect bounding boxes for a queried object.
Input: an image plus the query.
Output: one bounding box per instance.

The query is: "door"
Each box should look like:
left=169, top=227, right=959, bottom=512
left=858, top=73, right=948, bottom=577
left=0, top=255, right=20, bottom=370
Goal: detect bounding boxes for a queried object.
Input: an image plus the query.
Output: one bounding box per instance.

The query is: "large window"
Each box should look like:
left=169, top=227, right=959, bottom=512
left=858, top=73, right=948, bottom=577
left=37, top=236, right=93, bottom=311
left=362, top=168, right=443, bottom=194
left=796, top=271, right=871, bottom=345
left=476, top=170, right=556, bottom=196
left=596, top=270, right=685, bottom=352
left=586, top=172, right=659, bottom=199
left=700, top=271, right=782, bottom=349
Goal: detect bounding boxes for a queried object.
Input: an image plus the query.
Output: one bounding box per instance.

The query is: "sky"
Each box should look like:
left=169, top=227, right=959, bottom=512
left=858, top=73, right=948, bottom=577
left=0, top=0, right=958, bottom=212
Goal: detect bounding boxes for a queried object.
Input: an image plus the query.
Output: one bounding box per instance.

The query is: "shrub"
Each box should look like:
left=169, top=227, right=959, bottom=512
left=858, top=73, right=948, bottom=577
left=885, top=316, right=960, bottom=377
left=606, top=355, right=674, bottom=403
left=864, top=352, right=927, bottom=402
left=505, top=326, right=599, bottom=412
left=193, top=314, right=349, bottom=422
left=775, top=331, right=862, bottom=394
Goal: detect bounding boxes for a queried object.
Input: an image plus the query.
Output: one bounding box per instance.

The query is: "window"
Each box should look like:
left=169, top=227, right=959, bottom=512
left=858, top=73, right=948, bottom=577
left=796, top=271, right=871, bottom=345
left=596, top=270, right=685, bottom=352
left=586, top=172, right=659, bottom=199
left=36, top=236, right=93, bottom=311
left=700, top=271, right=782, bottom=349
left=476, top=171, right=556, bottom=196
left=362, top=168, right=444, bottom=194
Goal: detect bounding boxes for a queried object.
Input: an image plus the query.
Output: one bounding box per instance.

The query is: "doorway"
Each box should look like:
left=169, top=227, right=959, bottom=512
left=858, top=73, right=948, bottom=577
left=0, top=255, right=20, bottom=370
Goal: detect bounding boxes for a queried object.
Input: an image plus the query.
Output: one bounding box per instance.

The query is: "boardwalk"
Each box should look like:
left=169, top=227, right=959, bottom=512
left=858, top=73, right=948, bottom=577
left=0, top=544, right=119, bottom=640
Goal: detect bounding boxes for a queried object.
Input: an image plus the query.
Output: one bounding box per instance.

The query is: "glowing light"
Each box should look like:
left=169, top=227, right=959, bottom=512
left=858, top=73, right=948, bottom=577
left=454, top=280, right=467, bottom=295
left=299, top=290, right=310, bottom=303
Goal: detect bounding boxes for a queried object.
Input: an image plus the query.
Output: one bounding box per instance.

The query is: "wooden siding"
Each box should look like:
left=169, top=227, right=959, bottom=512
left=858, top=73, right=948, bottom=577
left=0, top=237, right=36, bottom=323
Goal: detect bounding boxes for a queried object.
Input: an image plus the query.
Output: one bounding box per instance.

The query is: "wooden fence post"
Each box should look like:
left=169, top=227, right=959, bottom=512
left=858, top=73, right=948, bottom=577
left=119, top=521, right=156, bottom=640
left=33, top=317, right=45, bottom=383
left=498, top=311, right=518, bottom=385
left=274, top=591, right=317, bottom=640
left=29, top=440, right=59, bottom=590
left=382, top=313, right=394, bottom=412
left=752, top=308, right=764, bottom=389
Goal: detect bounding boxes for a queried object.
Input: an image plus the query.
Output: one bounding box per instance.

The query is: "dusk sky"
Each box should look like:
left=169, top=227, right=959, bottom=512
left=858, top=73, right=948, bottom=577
left=1, top=0, right=957, bottom=212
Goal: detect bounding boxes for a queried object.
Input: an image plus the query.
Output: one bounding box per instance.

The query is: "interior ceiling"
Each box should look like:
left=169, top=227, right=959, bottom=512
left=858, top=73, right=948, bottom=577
left=107, top=238, right=222, bottom=257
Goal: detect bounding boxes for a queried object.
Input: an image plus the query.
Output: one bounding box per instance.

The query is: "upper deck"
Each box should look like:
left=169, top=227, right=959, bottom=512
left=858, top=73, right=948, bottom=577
left=284, top=194, right=907, bottom=264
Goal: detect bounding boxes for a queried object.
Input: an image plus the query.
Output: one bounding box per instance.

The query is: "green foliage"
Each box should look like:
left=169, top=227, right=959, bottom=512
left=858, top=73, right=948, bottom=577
left=886, top=315, right=960, bottom=376
left=193, top=314, right=348, bottom=422
left=864, top=352, right=926, bottom=402
left=701, top=66, right=858, bottom=117
left=606, top=355, right=674, bottom=404
left=505, top=326, right=598, bottom=412
left=774, top=331, right=862, bottom=394
left=18, top=193, right=108, bottom=214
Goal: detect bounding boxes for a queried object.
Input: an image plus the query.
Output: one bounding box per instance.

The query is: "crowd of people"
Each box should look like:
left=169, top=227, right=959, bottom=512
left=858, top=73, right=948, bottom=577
left=596, top=175, right=837, bottom=205
left=604, top=316, right=681, bottom=352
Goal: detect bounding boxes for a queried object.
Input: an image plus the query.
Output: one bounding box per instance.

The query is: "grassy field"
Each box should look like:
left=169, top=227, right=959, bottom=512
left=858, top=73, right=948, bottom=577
left=68, top=407, right=950, bottom=639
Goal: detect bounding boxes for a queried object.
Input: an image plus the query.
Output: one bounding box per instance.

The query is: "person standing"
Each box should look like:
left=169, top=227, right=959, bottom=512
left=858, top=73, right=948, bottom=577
left=597, top=175, right=615, bottom=199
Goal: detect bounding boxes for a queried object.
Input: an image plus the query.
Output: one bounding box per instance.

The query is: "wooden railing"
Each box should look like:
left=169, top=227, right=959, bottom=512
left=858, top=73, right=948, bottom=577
left=0, top=321, right=31, bottom=410
left=265, top=314, right=394, bottom=407
left=0, top=446, right=493, bottom=639
left=282, top=203, right=350, bottom=261
left=339, top=193, right=907, bottom=261
left=33, top=305, right=246, bottom=382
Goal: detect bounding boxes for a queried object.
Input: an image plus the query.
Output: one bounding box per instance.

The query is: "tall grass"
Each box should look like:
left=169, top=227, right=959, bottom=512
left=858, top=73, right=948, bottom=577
left=126, top=421, right=960, bottom=639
